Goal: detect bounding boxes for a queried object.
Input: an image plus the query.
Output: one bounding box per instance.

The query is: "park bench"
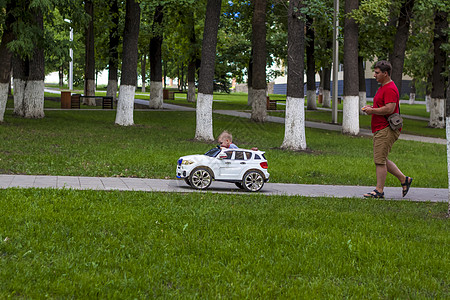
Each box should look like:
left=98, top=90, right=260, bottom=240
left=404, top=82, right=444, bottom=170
left=60, top=92, right=113, bottom=109
left=163, top=89, right=188, bottom=100
left=163, top=89, right=174, bottom=100
left=266, top=97, right=286, bottom=110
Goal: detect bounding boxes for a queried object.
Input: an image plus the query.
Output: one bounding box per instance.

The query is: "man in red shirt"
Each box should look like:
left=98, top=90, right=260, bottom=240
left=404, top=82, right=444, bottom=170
left=361, top=60, right=413, bottom=198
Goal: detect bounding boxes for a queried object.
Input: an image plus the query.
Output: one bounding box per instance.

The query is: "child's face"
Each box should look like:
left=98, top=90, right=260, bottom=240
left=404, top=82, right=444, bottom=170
left=219, top=138, right=231, bottom=148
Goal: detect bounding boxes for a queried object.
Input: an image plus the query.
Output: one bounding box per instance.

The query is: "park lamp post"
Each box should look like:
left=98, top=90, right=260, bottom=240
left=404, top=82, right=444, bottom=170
left=64, top=19, right=73, bottom=91
left=331, top=0, right=339, bottom=124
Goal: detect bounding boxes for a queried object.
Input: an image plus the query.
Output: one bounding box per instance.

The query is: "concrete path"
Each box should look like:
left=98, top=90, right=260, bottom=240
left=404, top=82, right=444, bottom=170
left=0, top=174, right=446, bottom=203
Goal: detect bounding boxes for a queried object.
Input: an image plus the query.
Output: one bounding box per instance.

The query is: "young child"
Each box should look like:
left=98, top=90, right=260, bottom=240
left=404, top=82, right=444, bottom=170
left=217, top=130, right=258, bottom=151
left=217, top=130, right=238, bottom=149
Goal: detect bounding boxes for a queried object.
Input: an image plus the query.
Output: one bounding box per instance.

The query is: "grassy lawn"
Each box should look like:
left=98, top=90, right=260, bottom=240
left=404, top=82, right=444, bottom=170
left=2, top=89, right=448, bottom=298
left=0, top=189, right=448, bottom=298
left=0, top=109, right=446, bottom=188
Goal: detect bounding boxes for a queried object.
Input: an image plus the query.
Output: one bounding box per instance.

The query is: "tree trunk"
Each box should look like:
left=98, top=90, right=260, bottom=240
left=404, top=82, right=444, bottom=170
left=115, top=0, right=141, bottom=126
left=251, top=0, right=267, bottom=122
left=390, top=0, right=415, bottom=95
left=358, top=56, right=366, bottom=114
left=14, top=8, right=45, bottom=119
left=195, top=0, right=221, bottom=141
left=149, top=5, right=164, bottom=109
left=13, top=56, right=27, bottom=116
left=306, top=15, right=316, bottom=110
left=281, top=0, right=306, bottom=150
left=322, top=66, right=331, bottom=108
left=0, top=1, right=15, bottom=123
left=84, top=0, right=96, bottom=105
left=409, top=78, right=416, bottom=104
left=342, top=0, right=359, bottom=135
left=429, top=10, right=447, bottom=129
left=187, top=60, right=196, bottom=103
left=106, top=0, right=119, bottom=103
left=24, top=32, right=45, bottom=119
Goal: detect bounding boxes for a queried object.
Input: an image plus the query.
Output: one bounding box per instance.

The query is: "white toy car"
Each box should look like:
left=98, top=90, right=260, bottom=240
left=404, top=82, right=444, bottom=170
left=176, top=146, right=270, bottom=192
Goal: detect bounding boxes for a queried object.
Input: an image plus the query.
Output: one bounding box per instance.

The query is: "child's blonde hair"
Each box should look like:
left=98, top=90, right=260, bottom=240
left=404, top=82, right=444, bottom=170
left=217, top=130, right=233, bottom=142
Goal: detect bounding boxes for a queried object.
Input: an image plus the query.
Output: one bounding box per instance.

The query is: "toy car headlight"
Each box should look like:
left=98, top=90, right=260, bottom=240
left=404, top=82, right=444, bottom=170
left=181, top=159, right=195, bottom=165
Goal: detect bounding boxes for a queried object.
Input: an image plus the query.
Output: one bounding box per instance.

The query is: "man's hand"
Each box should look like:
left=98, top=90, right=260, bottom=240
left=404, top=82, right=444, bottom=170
left=362, top=105, right=373, bottom=115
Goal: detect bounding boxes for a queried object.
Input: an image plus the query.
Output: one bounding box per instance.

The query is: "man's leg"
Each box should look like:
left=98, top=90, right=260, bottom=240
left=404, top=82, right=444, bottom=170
left=386, top=159, right=406, bottom=183
left=375, top=163, right=387, bottom=193
left=387, top=159, right=412, bottom=194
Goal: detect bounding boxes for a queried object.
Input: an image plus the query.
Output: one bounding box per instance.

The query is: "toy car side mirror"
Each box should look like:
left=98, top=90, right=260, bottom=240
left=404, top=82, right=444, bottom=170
left=219, top=154, right=228, bottom=159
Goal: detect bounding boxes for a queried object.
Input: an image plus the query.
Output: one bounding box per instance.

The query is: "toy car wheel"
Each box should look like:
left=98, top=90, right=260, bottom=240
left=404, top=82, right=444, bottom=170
left=184, top=178, right=191, bottom=186
left=242, top=170, right=264, bottom=192
left=235, top=182, right=244, bottom=189
left=189, top=167, right=213, bottom=190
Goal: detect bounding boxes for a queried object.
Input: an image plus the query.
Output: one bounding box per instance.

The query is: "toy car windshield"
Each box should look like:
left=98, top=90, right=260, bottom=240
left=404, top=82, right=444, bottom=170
left=204, top=147, right=221, bottom=157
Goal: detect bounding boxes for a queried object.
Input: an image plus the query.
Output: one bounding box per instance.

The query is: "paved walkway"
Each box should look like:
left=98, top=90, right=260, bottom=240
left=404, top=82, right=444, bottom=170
left=0, top=174, right=446, bottom=203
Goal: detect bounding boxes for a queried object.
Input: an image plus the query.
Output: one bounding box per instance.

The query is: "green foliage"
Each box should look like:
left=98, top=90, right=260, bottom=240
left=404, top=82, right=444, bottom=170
left=403, top=2, right=434, bottom=83
left=0, top=189, right=448, bottom=297
left=350, top=0, right=393, bottom=60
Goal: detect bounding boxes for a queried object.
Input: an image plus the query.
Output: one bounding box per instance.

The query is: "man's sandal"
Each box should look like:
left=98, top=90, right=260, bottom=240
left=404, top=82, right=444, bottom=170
left=402, top=176, right=413, bottom=197
left=363, top=189, right=385, bottom=199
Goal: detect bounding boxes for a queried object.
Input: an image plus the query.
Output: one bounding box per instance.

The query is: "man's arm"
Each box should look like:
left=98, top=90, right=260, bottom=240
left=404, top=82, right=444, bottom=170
left=363, top=102, right=396, bottom=116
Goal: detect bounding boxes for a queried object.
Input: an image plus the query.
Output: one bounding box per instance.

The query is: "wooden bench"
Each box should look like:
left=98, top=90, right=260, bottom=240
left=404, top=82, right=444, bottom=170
left=163, top=89, right=188, bottom=100
left=65, top=94, right=114, bottom=109
left=163, top=89, right=175, bottom=100
left=266, top=97, right=286, bottom=110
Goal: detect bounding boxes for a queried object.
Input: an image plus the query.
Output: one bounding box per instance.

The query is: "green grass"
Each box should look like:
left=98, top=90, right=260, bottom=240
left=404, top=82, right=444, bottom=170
left=0, top=109, right=446, bottom=188
left=0, top=189, right=448, bottom=298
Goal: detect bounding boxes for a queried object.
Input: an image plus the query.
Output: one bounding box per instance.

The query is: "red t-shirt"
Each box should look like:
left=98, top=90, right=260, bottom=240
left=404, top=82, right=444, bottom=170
left=371, top=81, right=400, bottom=133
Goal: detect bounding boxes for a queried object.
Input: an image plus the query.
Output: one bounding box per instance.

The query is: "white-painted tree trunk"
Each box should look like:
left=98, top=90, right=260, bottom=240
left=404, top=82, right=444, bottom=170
left=247, top=87, right=253, bottom=106
left=426, top=94, right=431, bottom=112
left=115, top=85, right=135, bottom=126
left=187, top=84, right=196, bottom=103
left=429, top=98, right=445, bottom=128
left=0, top=83, right=8, bottom=122
left=106, top=79, right=118, bottom=103
left=149, top=81, right=163, bottom=109
left=84, top=79, right=96, bottom=106
left=281, top=96, right=307, bottom=150
left=342, top=95, right=359, bottom=135
left=251, top=89, right=266, bottom=122
left=13, top=78, right=25, bottom=116
left=409, top=92, right=415, bottom=105
left=306, top=90, right=317, bottom=110
left=23, top=80, right=44, bottom=119
left=359, top=91, right=367, bottom=115
left=447, top=116, right=450, bottom=215
left=322, top=89, right=331, bottom=108
left=195, top=92, right=214, bottom=141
